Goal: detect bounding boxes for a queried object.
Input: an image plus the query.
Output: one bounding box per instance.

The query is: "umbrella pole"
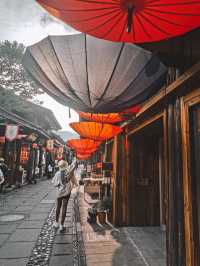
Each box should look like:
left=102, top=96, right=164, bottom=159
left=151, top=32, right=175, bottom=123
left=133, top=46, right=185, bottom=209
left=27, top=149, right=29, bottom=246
left=127, top=5, right=134, bottom=33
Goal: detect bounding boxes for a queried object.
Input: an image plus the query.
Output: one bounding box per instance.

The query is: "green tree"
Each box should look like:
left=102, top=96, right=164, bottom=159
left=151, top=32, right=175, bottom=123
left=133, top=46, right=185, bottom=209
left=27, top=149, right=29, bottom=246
left=0, top=40, right=43, bottom=100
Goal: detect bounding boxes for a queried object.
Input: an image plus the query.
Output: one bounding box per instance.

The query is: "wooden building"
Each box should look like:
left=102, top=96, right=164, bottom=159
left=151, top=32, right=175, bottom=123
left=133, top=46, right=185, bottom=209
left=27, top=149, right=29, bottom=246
left=105, top=29, right=200, bottom=266
left=0, top=103, right=64, bottom=186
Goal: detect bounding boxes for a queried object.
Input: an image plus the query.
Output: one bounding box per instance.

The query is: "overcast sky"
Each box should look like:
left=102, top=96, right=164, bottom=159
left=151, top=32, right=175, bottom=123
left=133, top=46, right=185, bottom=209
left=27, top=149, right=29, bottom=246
left=0, top=0, right=79, bottom=131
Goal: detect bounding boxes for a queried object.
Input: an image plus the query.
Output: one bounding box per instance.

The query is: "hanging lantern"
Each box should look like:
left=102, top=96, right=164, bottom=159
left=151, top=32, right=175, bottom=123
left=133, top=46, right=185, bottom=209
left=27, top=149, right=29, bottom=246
left=37, top=0, right=200, bottom=43
left=70, top=122, right=122, bottom=141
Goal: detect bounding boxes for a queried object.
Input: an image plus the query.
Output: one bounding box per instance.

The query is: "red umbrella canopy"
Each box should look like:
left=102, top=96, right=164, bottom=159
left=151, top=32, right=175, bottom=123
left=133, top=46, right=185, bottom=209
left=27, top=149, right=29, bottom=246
left=76, top=153, right=91, bottom=160
left=78, top=112, right=123, bottom=123
left=67, top=139, right=101, bottom=150
left=37, top=0, right=200, bottom=43
left=70, top=122, right=122, bottom=141
left=120, top=105, right=140, bottom=115
left=76, top=150, right=95, bottom=156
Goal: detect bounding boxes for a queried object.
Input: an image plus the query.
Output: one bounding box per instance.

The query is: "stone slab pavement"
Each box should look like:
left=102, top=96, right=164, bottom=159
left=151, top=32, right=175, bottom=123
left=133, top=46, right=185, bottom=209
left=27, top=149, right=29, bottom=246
left=0, top=179, right=78, bottom=266
left=78, top=186, right=166, bottom=266
left=0, top=178, right=167, bottom=266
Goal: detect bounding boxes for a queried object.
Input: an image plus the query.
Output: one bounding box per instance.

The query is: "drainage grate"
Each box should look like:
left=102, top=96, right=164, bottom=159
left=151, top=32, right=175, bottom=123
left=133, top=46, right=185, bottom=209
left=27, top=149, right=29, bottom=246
left=27, top=207, right=56, bottom=266
left=72, top=191, right=87, bottom=266
left=27, top=191, right=86, bottom=266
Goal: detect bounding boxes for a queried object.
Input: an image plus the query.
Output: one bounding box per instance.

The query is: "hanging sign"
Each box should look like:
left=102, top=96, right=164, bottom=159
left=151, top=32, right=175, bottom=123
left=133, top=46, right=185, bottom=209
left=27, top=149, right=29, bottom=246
left=46, top=139, right=54, bottom=151
left=5, top=124, right=19, bottom=142
left=20, top=144, right=30, bottom=164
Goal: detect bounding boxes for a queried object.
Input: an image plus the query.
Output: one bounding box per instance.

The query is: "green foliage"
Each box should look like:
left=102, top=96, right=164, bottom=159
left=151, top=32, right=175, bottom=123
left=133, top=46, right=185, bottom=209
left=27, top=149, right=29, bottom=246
left=0, top=87, right=60, bottom=131
left=0, top=87, right=33, bottom=117
left=0, top=40, right=43, bottom=100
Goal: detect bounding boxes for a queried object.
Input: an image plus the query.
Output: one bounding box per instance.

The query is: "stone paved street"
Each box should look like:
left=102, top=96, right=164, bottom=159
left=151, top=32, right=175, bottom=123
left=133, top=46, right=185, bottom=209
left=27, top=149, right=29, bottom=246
left=79, top=186, right=166, bottom=266
left=0, top=180, right=166, bottom=266
left=0, top=179, right=81, bottom=266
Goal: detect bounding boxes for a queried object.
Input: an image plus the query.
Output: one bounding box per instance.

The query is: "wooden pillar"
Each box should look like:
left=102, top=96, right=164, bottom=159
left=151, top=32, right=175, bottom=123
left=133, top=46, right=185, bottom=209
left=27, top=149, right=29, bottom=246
left=167, top=99, right=185, bottom=266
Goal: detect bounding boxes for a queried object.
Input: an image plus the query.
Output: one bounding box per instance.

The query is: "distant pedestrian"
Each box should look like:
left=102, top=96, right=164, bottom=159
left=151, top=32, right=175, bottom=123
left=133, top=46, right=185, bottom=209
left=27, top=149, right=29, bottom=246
left=0, top=168, right=4, bottom=193
left=0, top=158, right=8, bottom=191
left=52, top=160, right=78, bottom=232
left=47, top=164, right=53, bottom=179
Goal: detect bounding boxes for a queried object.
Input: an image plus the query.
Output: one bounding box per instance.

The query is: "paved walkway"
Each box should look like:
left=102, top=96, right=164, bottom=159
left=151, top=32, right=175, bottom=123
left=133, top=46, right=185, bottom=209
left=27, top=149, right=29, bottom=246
left=0, top=180, right=166, bottom=266
left=0, top=179, right=83, bottom=266
left=79, top=187, right=166, bottom=266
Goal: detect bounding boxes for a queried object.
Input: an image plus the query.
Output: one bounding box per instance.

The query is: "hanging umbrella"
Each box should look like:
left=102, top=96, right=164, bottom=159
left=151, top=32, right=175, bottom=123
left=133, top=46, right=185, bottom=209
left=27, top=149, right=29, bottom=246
left=67, top=139, right=101, bottom=150
left=36, top=0, right=200, bottom=43
left=76, top=149, right=97, bottom=155
left=76, top=150, right=95, bottom=156
left=70, top=122, right=122, bottom=141
left=120, top=105, right=141, bottom=114
left=77, top=153, right=91, bottom=160
left=78, top=112, right=123, bottom=123
left=23, top=33, right=167, bottom=113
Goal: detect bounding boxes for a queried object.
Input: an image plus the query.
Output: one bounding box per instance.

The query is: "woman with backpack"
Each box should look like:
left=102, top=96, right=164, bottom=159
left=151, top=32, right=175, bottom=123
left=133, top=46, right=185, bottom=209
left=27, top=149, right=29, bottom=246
left=52, top=160, right=78, bottom=232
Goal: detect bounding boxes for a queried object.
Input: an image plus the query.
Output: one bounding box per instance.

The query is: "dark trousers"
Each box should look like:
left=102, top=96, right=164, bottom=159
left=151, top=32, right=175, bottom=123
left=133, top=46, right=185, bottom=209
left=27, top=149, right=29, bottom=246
left=56, top=194, right=71, bottom=225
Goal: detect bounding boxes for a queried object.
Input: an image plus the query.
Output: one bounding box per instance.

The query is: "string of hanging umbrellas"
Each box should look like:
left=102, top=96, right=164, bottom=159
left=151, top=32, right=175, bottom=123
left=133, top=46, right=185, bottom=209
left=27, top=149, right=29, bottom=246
left=67, top=107, right=139, bottom=160
left=22, top=33, right=167, bottom=160
left=23, top=0, right=200, bottom=160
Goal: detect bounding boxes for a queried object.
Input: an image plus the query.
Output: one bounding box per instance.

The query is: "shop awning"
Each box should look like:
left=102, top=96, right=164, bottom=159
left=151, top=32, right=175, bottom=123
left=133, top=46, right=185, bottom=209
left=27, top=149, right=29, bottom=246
left=37, top=0, right=200, bottom=43
left=23, top=33, right=167, bottom=113
left=70, top=122, right=122, bottom=141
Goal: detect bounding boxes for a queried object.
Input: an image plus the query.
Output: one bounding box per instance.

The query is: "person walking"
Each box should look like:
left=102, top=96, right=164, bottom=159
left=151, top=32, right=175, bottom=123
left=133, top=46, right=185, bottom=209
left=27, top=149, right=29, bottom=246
left=52, top=160, right=78, bottom=232
left=0, top=168, right=4, bottom=193
left=0, top=158, right=8, bottom=192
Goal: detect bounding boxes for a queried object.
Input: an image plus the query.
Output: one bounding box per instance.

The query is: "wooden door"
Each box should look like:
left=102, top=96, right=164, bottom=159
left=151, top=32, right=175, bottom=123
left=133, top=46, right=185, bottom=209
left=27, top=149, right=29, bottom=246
left=190, top=104, right=200, bottom=265
left=129, top=130, right=161, bottom=226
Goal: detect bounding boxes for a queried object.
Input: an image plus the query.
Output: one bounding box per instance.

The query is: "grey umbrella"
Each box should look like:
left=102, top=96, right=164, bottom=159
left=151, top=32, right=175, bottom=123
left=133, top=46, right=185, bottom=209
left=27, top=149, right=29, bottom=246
left=23, top=33, right=167, bottom=113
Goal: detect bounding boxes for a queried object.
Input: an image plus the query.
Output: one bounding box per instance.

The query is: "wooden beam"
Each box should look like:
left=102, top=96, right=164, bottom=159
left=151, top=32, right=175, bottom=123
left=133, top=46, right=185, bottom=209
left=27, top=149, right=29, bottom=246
left=128, top=112, right=164, bottom=136
left=180, top=88, right=200, bottom=266
left=136, top=61, right=200, bottom=117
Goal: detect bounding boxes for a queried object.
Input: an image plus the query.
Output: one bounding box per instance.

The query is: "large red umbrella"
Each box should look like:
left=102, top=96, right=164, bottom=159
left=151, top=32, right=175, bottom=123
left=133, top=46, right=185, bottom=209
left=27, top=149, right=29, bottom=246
left=37, top=0, right=200, bottom=43
left=70, top=122, right=122, bottom=141
left=67, top=139, right=101, bottom=150
left=78, top=112, right=123, bottom=124
left=76, top=154, right=91, bottom=160
left=76, top=150, right=95, bottom=156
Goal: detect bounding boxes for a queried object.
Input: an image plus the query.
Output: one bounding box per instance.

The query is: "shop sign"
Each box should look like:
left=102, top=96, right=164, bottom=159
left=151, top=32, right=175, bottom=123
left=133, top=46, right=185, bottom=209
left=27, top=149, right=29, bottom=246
left=20, top=145, right=30, bottom=164
left=5, top=124, right=19, bottom=141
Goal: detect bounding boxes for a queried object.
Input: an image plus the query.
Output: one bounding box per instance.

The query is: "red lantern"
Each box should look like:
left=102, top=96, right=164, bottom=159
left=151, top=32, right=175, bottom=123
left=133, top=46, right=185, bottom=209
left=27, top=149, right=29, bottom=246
left=20, top=145, right=30, bottom=164
left=32, top=143, right=38, bottom=149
